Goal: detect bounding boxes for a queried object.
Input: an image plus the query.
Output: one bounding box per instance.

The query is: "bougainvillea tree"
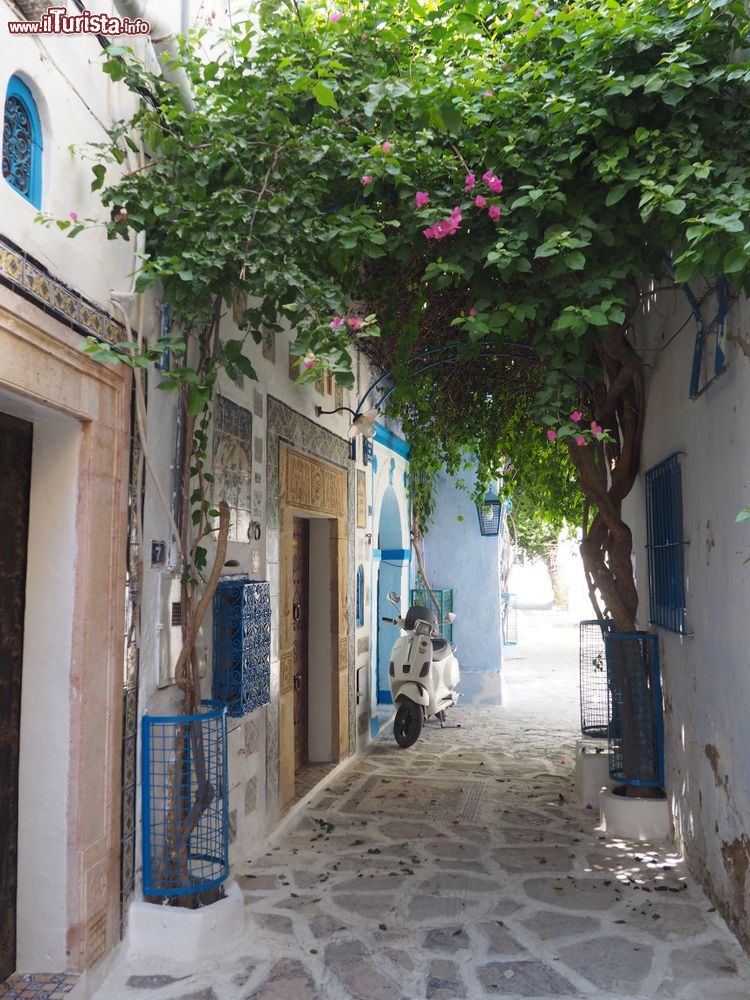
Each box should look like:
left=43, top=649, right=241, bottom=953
left=61, top=0, right=750, bottom=633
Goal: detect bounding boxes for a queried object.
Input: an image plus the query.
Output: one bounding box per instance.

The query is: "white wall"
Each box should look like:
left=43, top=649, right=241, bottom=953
left=624, top=285, right=750, bottom=947
left=0, top=1, right=141, bottom=310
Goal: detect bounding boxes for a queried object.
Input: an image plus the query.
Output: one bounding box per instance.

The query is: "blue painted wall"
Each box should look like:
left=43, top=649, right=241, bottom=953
left=419, top=466, right=503, bottom=672
left=375, top=485, right=404, bottom=704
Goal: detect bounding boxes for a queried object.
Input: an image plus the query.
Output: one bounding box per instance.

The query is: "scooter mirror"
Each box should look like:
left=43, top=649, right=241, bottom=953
left=387, top=592, right=401, bottom=605
left=444, top=612, right=456, bottom=623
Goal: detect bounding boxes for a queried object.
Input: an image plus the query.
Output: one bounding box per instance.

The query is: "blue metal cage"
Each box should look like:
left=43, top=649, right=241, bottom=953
left=605, top=632, right=664, bottom=787
left=579, top=619, right=613, bottom=739
left=142, top=701, right=228, bottom=897
left=501, top=592, right=518, bottom=645
left=212, top=578, right=271, bottom=718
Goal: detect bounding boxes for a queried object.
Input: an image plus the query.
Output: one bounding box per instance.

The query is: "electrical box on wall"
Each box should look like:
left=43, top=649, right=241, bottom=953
left=157, top=575, right=206, bottom=687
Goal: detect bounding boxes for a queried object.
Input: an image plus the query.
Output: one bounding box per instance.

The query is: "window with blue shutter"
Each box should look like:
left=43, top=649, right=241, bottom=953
left=2, top=76, right=43, bottom=208
left=644, top=453, right=689, bottom=635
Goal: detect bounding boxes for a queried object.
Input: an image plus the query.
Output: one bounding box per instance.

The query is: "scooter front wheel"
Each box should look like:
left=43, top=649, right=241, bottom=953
left=394, top=698, right=423, bottom=748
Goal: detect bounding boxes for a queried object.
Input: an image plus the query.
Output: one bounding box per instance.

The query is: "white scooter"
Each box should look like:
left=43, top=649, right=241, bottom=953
left=382, top=593, right=460, bottom=748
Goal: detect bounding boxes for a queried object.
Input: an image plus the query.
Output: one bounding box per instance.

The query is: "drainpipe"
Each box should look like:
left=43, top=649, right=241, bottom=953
left=113, top=0, right=195, bottom=111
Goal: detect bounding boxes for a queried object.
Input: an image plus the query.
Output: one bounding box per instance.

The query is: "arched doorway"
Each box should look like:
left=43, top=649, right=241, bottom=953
left=375, top=486, right=404, bottom=704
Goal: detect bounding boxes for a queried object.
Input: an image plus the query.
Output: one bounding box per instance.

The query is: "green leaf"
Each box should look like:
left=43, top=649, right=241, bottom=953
left=723, top=248, right=747, bottom=274
left=663, top=198, right=686, bottom=215
left=605, top=184, right=631, bottom=207
left=312, top=81, right=337, bottom=108
left=564, top=251, right=585, bottom=270
left=736, top=508, right=750, bottom=523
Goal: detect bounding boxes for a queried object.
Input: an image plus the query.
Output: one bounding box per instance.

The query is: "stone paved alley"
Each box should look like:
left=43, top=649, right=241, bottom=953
left=96, top=611, right=750, bottom=1000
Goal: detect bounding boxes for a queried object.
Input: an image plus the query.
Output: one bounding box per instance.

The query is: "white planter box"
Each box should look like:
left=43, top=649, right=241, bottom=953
left=599, top=786, right=671, bottom=842
left=128, top=879, right=245, bottom=961
left=574, top=740, right=614, bottom=813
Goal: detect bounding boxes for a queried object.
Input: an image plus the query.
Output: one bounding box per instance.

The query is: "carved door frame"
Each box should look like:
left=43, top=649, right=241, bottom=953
left=0, top=291, right=130, bottom=971
left=279, top=444, right=348, bottom=808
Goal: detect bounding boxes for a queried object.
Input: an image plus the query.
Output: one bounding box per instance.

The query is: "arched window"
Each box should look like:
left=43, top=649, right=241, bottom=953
left=356, top=564, right=365, bottom=628
left=2, top=76, right=43, bottom=208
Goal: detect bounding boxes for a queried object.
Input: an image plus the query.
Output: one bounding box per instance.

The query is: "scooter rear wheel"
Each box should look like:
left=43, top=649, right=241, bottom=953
left=394, top=699, right=423, bottom=748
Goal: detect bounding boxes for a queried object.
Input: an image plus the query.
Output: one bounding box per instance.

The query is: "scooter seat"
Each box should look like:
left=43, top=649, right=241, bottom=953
left=431, top=637, right=452, bottom=662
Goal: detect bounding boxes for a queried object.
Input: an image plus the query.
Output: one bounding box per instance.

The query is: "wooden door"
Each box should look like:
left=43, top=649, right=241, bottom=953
left=291, top=518, right=309, bottom=772
left=0, top=412, right=32, bottom=982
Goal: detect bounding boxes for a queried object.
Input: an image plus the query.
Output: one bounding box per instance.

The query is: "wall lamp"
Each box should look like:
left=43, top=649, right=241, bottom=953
left=314, top=404, right=377, bottom=439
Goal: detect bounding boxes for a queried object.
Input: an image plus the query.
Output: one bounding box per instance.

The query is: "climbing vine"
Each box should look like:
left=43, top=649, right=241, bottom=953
left=48, top=0, right=750, bottom=631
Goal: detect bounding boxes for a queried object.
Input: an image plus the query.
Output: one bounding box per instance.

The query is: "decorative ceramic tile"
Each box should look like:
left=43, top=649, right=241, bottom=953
left=212, top=395, right=253, bottom=543
left=0, top=973, right=80, bottom=1000
left=261, top=327, right=276, bottom=364
left=0, top=235, right=119, bottom=342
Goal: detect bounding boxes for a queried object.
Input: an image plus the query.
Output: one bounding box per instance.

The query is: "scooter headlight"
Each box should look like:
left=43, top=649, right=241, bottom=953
left=419, top=661, right=431, bottom=677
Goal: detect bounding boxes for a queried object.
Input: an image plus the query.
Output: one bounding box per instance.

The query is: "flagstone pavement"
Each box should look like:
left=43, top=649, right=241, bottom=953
left=95, top=611, right=750, bottom=1000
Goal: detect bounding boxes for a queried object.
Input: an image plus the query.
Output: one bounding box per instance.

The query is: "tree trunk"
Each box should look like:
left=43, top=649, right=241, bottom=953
left=543, top=541, right=566, bottom=609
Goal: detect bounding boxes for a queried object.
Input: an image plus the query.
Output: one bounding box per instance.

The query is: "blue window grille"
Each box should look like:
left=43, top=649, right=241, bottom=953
left=142, top=701, right=228, bottom=897
left=2, top=76, right=43, bottom=208
left=605, top=632, right=664, bottom=788
left=644, top=452, right=689, bottom=635
left=212, top=578, right=271, bottom=717
left=356, top=564, right=364, bottom=627
left=410, top=587, right=453, bottom=642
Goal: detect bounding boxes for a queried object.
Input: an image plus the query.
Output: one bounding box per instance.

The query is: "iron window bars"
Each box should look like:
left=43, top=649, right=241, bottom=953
left=644, top=452, right=689, bottom=635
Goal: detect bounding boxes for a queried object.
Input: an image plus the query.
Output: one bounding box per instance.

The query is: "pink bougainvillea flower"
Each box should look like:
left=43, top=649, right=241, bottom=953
left=475, top=194, right=486, bottom=208
left=114, top=209, right=128, bottom=222
left=570, top=410, right=583, bottom=422
left=469, top=307, right=477, bottom=317
left=69, top=211, right=79, bottom=222
left=575, top=434, right=587, bottom=446
left=302, top=352, right=318, bottom=370
left=328, top=10, right=342, bottom=21
left=482, top=170, right=504, bottom=193
left=591, top=420, right=603, bottom=434
left=424, top=206, right=462, bottom=240
left=465, top=171, right=476, bottom=191
left=361, top=174, right=373, bottom=185
left=484, top=89, right=495, bottom=98
left=382, top=140, right=393, bottom=153
left=546, top=429, right=558, bottom=442
left=348, top=317, right=364, bottom=330
left=535, top=6, right=543, bottom=16
left=415, top=191, right=429, bottom=209
left=329, top=315, right=346, bottom=329
left=488, top=204, right=502, bottom=222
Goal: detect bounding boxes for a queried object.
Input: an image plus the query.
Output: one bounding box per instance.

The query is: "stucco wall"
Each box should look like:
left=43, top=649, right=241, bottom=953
left=624, top=285, right=750, bottom=948
left=420, top=466, right=504, bottom=672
